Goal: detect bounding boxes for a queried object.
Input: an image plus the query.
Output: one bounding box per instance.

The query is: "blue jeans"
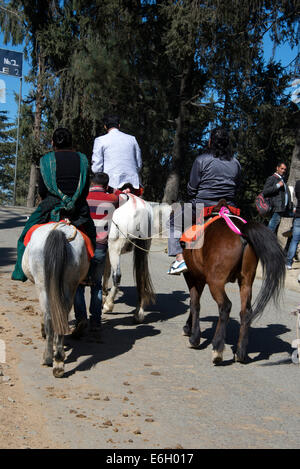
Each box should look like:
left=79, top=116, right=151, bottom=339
left=286, top=218, right=300, bottom=267
left=74, top=246, right=107, bottom=326
left=268, top=210, right=294, bottom=234
left=268, top=212, right=282, bottom=233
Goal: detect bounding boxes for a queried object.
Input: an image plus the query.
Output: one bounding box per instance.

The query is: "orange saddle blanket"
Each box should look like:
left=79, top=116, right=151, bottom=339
left=180, top=205, right=242, bottom=244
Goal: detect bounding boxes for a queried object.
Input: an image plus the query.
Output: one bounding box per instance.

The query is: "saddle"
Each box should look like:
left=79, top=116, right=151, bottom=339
left=111, top=185, right=144, bottom=197
left=24, top=221, right=95, bottom=261
left=180, top=199, right=245, bottom=247
left=202, top=199, right=240, bottom=220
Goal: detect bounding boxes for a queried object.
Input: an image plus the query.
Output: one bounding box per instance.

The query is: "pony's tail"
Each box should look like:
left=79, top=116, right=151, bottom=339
left=242, top=221, right=286, bottom=321
left=44, top=229, right=71, bottom=335
left=133, top=239, right=155, bottom=307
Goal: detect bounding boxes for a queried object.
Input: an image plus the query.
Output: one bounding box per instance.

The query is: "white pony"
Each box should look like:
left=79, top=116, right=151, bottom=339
left=102, top=194, right=155, bottom=323
left=22, top=221, right=90, bottom=378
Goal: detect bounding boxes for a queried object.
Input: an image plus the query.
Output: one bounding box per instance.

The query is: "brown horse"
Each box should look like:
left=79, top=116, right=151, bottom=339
left=181, top=210, right=286, bottom=365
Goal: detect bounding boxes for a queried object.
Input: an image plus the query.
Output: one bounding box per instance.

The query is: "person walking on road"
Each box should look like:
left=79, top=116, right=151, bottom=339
left=262, top=162, right=293, bottom=234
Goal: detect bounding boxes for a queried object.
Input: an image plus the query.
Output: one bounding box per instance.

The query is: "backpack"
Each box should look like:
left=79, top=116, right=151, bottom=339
left=255, top=192, right=272, bottom=216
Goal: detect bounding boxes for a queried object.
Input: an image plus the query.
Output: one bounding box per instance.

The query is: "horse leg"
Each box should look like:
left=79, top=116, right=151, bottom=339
left=37, top=288, right=53, bottom=366
left=42, top=310, right=54, bottom=367
left=133, top=239, right=155, bottom=324
left=102, top=240, right=123, bottom=313
left=183, top=272, right=205, bottom=347
left=236, top=282, right=253, bottom=363
left=236, top=250, right=257, bottom=363
left=102, top=254, right=111, bottom=304
left=188, top=286, right=201, bottom=348
left=53, top=334, right=65, bottom=378
left=102, top=262, right=121, bottom=313
left=209, top=282, right=232, bottom=364
left=182, top=311, right=192, bottom=336
left=41, top=322, right=46, bottom=339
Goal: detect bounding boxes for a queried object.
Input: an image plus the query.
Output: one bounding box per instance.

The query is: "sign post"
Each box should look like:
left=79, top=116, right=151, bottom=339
left=0, top=48, right=23, bottom=205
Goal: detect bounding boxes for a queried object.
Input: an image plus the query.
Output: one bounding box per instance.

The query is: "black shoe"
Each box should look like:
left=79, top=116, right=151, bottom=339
left=88, top=321, right=102, bottom=342
left=71, top=319, right=88, bottom=339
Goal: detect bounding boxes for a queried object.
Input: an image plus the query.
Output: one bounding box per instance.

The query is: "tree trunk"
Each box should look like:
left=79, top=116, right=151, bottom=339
left=162, top=116, right=183, bottom=204
left=286, top=127, right=300, bottom=189
left=277, top=127, right=300, bottom=248
left=26, top=54, right=44, bottom=208
left=26, top=163, right=39, bottom=208
left=162, top=61, right=193, bottom=204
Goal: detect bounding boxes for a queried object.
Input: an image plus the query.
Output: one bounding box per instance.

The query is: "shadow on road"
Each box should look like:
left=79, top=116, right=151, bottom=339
left=62, top=286, right=292, bottom=376
left=199, top=315, right=292, bottom=365
left=0, top=209, right=27, bottom=269
left=114, top=286, right=190, bottom=322
left=63, top=286, right=190, bottom=377
left=63, top=322, right=160, bottom=378
left=0, top=209, right=28, bottom=231
left=0, top=247, right=17, bottom=268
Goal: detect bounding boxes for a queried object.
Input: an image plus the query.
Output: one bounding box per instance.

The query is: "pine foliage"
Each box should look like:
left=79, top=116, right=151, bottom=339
left=0, top=0, right=299, bottom=208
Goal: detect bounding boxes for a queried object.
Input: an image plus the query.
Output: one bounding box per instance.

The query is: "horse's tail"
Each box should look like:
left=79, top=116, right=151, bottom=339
left=133, top=238, right=155, bottom=307
left=44, top=229, right=72, bottom=335
left=241, top=221, right=286, bottom=321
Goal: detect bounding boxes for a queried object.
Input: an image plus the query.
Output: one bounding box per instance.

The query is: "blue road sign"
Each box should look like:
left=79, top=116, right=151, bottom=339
left=0, top=48, right=23, bottom=78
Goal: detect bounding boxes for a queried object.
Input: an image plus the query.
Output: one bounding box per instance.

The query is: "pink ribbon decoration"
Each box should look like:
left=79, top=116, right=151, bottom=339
left=219, top=207, right=247, bottom=236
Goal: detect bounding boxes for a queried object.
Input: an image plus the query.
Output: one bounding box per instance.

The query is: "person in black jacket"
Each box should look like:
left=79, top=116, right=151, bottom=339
left=262, top=162, right=293, bottom=233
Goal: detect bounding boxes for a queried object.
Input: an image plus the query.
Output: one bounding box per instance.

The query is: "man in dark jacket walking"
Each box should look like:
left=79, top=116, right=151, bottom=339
left=262, top=162, right=293, bottom=233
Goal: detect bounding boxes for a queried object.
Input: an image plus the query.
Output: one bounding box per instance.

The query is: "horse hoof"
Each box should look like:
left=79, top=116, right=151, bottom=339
left=53, top=363, right=64, bottom=378
left=235, top=353, right=249, bottom=364
left=102, top=302, right=114, bottom=313
left=41, top=323, right=46, bottom=339
left=42, top=360, right=52, bottom=367
left=42, top=354, right=53, bottom=367
left=133, top=313, right=144, bottom=324
left=182, top=325, right=191, bottom=336
left=212, top=350, right=223, bottom=365
left=189, top=336, right=200, bottom=348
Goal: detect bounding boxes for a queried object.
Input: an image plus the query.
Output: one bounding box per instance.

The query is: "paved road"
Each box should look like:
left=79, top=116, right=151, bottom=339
left=0, top=205, right=300, bottom=449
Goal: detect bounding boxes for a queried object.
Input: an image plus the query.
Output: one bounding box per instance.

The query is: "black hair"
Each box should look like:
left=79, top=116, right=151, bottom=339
left=276, top=161, right=287, bottom=168
left=119, top=182, right=134, bottom=192
left=209, top=127, right=232, bottom=161
left=91, top=172, right=109, bottom=187
left=103, top=114, right=120, bottom=130
left=52, top=128, right=72, bottom=149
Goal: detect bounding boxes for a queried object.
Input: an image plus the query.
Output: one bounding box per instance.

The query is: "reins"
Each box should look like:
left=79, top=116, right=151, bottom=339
left=111, top=220, right=167, bottom=253
left=112, top=206, right=248, bottom=253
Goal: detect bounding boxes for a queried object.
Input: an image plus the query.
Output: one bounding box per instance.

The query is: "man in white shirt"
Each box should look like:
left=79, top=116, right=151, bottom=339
left=91, top=115, right=142, bottom=191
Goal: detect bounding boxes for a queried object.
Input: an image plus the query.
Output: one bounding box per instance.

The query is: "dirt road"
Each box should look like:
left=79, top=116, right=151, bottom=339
left=1, top=205, right=300, bottom=449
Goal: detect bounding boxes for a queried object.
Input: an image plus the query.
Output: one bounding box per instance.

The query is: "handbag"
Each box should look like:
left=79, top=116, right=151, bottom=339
left=255, top=192, right=272, bottom=216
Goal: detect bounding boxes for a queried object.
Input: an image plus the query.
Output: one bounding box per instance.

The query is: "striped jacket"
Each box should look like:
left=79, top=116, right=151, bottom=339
left=87, top=186, right=119, bottom=247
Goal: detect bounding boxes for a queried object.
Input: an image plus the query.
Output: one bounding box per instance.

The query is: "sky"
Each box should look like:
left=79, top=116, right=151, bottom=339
left=0, top=33, right=298, bottom=126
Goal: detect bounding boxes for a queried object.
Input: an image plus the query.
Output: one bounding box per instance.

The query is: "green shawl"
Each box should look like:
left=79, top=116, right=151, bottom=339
left=40, top=151, right=89, bottom=221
